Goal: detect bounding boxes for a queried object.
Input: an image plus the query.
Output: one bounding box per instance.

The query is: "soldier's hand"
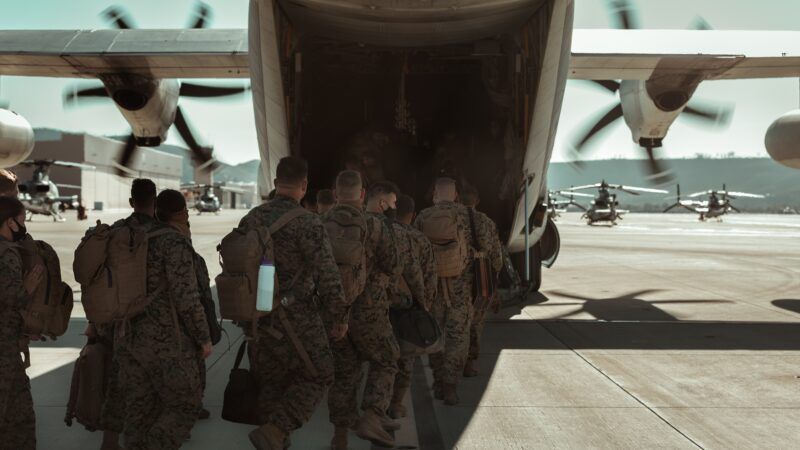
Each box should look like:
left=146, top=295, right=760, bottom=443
left=83, top=323, right=97, bottom=338
left=201, top=341, right=213, bottom=359
left=329, top=323, right=348, bottom=341
left=23, top=264, right=44, bottom=295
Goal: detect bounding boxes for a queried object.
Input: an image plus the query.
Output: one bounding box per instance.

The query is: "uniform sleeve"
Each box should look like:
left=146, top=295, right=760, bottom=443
left=0, top=249, right=28, bottom=313
left=369, top=216, right=399, bottom=290
left=164, top=236, right=210, bottom=346
left=479, top=214, right=504, bottom=273
left=418, top=237, right=438, bottom=310
left=298, top=217, right=349, bottom=323
left=398, top=229, right=426, bottom=308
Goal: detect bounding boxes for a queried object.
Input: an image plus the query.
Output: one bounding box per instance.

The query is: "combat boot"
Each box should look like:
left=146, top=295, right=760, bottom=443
left=249, top=423, right=286, bottom=450
left=442, top=383, right=459, bottom=406
left=355, top=409, right=395, bottom=448
left=331, top=426, right=348, bottom=450
left=380, top=412, right=402, bottom=431
left=463, top=360, right=478, bottom=377
left=198, top=407, right=211, bottom=420
left=388, top=386, right=407, bottom=419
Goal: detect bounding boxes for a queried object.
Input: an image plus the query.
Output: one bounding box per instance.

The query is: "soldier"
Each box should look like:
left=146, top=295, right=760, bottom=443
left=111, top=179, right=212, bottom=450
left=156, top=189, right=222, bottom=420
left=326, top=174, right=400, bottom=449
left=0, top=196, right=42, bottom=450
left=388, top=194, right=437, bottom=419
left=0, top=170, right=18, bottom=197
left=459, top=184, right=503, bottom=377
left=240, top=157, right=349, bottom=450
left=316, top=189, right=335, bottom=215
left=414, top=177, right=473, bottom=405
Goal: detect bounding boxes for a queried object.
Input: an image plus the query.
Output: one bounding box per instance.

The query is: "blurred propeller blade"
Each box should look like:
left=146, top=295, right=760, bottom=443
left=179, top=83, right=249, bottom=98
left=683, top=102, right=732, bottom=126
left=643, top=147, right=674, bottom=185
left=606, top=0, right=639, bottom=30
left=174, top=107, right=217, bottom=171
left=690, top=16, right=713, bottom=30
left=187, top=1, right=212, bottom=29
left=102, top=6, right=136, bottom=29
left=116, top=134, right=138, bottom=176
left=572, top=103, right=624, bottom=155
left=591, top=80, right=621, bottom=93
left=64, top=86, right=108, bottom=105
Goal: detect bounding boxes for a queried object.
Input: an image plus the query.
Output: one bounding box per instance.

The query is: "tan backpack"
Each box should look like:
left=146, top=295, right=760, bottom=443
left=0, top=239, right=74, bottom=338
left=74, top=220, right=174, bottom=324
left=322, top=205, right=369, bottom=303
left=419, top=207, right=469, bottom=278
left=216, top=208, right=309, bottom=323
left=65, top=339, right=111, bottom=431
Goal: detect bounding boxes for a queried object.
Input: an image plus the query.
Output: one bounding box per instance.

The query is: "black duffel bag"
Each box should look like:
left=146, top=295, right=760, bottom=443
left=221, top=341, right=260, bottom=425
left=390, top=302, right=444, bottom=356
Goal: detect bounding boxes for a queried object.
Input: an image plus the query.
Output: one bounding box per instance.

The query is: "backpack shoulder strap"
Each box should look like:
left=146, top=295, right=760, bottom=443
left=467, top=207, right=482, bottom=251
left=268, top=207, right=310, bottom=235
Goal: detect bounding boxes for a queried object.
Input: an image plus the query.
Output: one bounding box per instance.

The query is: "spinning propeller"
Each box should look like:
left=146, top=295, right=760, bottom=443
left=64, top=2, right=249, bottom=175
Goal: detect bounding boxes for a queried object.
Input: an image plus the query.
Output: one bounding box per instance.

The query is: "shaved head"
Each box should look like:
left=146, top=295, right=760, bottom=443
left=335, top=170, right=364, bottom=202
left=433, top=177, right=457, bottom=203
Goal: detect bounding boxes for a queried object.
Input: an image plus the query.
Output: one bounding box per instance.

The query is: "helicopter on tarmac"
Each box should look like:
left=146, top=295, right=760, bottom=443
left=547, top=189, right=592, bottom=219
left=563, top=180, right=668, bottom=225
left=16, top=159, right=95, bottom=222
left=663, top=184, right=766, bottom=221
left=182, top=182, right=247, bottom=215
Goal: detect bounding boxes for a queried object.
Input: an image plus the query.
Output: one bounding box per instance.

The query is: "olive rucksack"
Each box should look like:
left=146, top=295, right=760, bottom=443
left=74, top=220, right=174, bottom=324
left=65, top=339, right=111, bottom=431
left=322, top=204, right=369, bottom=303
left=418, top=207, right=469, bottom=278
left=216, top=208, right=309, bottom=323
left=0, top=239, right=73, bottom=338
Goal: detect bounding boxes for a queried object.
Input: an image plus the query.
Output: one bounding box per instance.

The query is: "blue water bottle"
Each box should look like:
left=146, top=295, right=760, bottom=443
left=256, top=258, right=276, bottom=312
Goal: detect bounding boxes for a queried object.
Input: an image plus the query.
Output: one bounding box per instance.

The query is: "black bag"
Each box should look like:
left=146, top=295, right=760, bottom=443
left=221, top=341, right=260, bottom=425
left=468, top=208, right=496, bottom=302
left=390, top=302, right=443, bottom=357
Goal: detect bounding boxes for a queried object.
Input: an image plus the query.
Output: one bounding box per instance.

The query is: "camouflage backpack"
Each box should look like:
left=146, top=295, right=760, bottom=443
left=74, top=219, right=174, bottom=324
left=322, top=204, right=370, bottom=303
left=418, top=206, right=469, bottom=278
left=0, top=238, right=73, bottom=338
left=216, top=208, right=310, bottom=323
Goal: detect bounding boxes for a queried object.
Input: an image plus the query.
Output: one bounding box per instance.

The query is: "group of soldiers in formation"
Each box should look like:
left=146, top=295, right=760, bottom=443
left=0, top=155, right=506, bottom=450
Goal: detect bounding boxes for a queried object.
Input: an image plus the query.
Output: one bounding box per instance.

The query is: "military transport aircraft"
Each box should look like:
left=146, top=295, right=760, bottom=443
left=663, top=184, right=766, bottom=221
left=2, top=0, right=800, bottom=288
left=16, top=159, right=95, bottom=222
left=565, top=180, right=667, bottom=225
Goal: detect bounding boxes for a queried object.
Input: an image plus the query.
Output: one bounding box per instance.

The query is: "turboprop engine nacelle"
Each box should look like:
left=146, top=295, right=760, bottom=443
left=619, top=79, right=693, bottom=148
left=100, top=75, right=179, bottom=146
left=0, top=109, right=34, bottom=168
left=765, top=110, right=800, bottom=169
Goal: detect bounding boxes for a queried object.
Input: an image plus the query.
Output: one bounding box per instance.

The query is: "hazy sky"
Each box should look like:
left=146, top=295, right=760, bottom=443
left=1, top=0, right=799, bottom=164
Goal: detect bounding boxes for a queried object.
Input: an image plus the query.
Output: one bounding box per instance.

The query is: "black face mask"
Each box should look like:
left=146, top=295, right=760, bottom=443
left=11, top=218, right=27, bottom=242
left=383, top=207, right=397, bottom=221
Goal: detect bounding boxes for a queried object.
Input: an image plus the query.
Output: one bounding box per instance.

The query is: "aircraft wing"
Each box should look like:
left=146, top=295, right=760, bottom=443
left=0, top=29, right=248, bottom=78
left=569, top=30, right=800, bottom=80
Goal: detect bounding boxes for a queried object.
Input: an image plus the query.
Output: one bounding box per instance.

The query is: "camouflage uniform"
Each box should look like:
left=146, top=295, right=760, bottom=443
left=392, top=222, right=437, bottom=404
left=112, top=213, right=210, bottom=450
left=415, top=201, right=474, bottom=388
left=192, top=250, right=214, bottom=397
left=466, top=207, right=503, bottom=362
left=0, top=238, right=35, bottom=450
left=327, top=210, right=399, bottom=428
left=238, top=195, right=348, bottom=435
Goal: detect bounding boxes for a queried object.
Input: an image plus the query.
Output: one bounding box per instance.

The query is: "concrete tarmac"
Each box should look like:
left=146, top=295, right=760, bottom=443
left=23, top=210, right=800, bottom=449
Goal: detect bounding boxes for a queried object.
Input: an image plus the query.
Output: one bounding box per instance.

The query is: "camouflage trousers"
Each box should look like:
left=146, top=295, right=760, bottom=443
left=100, top=350, right=124, bottom=433
left=328, top=301, right=399, bottom=427
left=430, top=275, right=473, bottom=386
left=116, top=348, right=202, bottom=450
left=255, top=301, right=334, bottom=434
left=392, top=355, right=415, bottom=403
left=468, top=294, right=495, bottom=361
left=0, top=351, right=35, bottom=450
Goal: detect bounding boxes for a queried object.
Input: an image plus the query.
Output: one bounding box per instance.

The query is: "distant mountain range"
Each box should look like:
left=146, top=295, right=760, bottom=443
left=548, top=158, right=800, bottom=212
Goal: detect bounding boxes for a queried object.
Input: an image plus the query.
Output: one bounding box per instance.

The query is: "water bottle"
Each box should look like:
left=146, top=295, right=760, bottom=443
left=256, top=258, right=276, bottom=312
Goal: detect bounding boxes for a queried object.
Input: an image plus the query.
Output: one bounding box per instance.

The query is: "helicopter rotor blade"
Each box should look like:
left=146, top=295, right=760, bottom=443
left=726, top=191, right=766, bottom=199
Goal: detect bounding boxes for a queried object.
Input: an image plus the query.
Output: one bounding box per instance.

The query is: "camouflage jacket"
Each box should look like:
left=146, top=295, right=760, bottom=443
left=396, top=222, right=437, bottom=309
left=390, top=222, right=433, bottom=309
left=238, top=195, right=349, bottom=323
left=115, top=213, right=210, bottom=360
left=466, top=207, right=504, bottom=273
left=362, top=211, right=399, bottom=308
left=0, top=237, right=27, bottom=354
